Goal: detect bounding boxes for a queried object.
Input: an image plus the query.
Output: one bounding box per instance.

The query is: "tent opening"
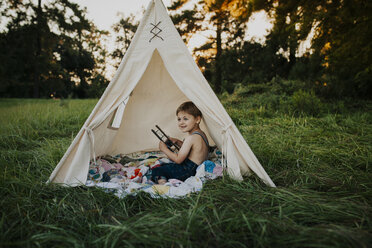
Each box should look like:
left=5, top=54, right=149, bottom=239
left=102, top=49, right=214, bottom=156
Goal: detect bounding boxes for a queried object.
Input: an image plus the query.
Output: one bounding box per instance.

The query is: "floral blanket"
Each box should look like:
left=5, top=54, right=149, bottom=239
left=85, top=148, right=223, bottom=198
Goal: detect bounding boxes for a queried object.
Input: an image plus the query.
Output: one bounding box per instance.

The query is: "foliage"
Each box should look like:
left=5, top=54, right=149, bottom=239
left=175, top=0, right=263, bottom=93
left=169, top=2, right=204, bottom=44
left=290, top=90, right=322, bottom=116
left=311, top=0, right=372, bottom=97
left=0, top=0, right=109, bottom=98
left=230, top=80, right=329, bottom=117
left=1, top=0, right=371, bottom=99
left=110, top=14, right=139, bottom=69
left=0, top=96, right=371, bottom=247
left=262, top=0, right=372, bottom=98
left=268, top=77, right=307, bottom=96
left=218, top=41, right=289, bottom=92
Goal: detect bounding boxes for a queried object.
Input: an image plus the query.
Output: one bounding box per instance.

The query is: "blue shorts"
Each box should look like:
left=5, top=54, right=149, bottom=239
left=151, top=158, right=198, bottom=183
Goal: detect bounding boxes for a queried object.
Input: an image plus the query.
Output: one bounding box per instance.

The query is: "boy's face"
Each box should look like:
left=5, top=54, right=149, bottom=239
left=177, top=111, right=201, bottom=133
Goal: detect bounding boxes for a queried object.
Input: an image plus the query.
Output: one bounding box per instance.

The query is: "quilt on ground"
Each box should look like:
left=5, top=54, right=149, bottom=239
left=85, top=147, right=223, bottom=198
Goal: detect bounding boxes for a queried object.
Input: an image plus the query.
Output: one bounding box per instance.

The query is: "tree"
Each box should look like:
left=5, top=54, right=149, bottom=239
left=312, top=0, right=372, bottom=97
left=110, top=14, right=139, bottom=69
left=185, top=0, right=265, bottom=93
left=219, top=41, right=288, bottom=92
left=168, top=0, right=204, bottom=44
left=261, top=0, right=372, bottom=97
left=83, top=23, right=110, bottom=97
left=0, top=0, right=109, bottom=98
left=47, top=0, right=95, bottom=98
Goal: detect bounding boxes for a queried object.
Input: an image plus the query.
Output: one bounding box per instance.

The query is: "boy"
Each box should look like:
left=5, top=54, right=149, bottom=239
left=152, top=101, right=209, bottom=184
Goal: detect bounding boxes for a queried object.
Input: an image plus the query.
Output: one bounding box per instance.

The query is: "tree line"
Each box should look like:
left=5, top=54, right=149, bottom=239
left=0, top=0, right=371, bottom=99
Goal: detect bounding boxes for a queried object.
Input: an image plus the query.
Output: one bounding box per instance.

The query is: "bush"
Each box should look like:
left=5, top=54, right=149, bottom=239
left=269, top=77, right=307, bottom=96
left=291, top=90, right=323, bottom=116
left=235, top=83, right=271, bottom=97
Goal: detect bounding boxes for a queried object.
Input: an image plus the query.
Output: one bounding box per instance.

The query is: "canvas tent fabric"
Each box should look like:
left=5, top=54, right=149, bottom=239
left=48, top=0, right=276, bottom=187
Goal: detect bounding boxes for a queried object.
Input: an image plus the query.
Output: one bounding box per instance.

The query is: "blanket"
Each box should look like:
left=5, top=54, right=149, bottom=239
left=85, top=147, right=223, bottom=198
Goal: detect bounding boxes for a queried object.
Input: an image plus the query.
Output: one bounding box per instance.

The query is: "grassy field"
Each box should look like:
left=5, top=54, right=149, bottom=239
left=0, top=89, right=371, bottom=247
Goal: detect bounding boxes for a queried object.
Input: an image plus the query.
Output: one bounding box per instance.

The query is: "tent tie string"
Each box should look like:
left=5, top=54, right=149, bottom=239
left=84, top=127, right=97, bottom=164
left=221, top=122, right=233, bottom=169
left=222, top=122, right=232, bottom=133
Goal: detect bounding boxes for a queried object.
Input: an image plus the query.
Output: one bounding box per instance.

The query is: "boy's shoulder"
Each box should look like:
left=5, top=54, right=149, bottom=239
left=186, top=131, right=206, bottom=145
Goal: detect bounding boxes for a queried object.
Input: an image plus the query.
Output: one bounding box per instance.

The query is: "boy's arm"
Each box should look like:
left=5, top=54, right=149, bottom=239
left=159, top=137, right=193, bottom=164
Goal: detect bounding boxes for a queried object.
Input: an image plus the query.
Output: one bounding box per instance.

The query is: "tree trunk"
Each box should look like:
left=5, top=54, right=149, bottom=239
left=215, top=16, right=222, bottom=93
left=287, top=39, right=296, bottom=74
left=33, top=0, right=42, bottom=98
left=77, top=30, right=87, bottom=98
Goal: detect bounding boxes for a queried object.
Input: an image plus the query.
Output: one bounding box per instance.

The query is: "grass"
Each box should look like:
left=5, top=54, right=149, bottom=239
left=0, top=92, right=371, bottom=247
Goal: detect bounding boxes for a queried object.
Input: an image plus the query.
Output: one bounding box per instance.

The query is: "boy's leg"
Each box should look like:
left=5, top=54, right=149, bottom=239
left=151, top=160, right=198, bottom=183
left=151, top=162, right=185, bottom=183
left=151, top=165, right=172, bottom=183
left=176, top=160, right=198, bottom=181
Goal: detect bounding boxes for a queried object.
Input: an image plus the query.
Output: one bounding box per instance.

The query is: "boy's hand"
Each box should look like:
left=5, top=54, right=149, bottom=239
left=168, top=137, right=183, bottom=147
left=159, top=141, right=168, bottom=152
left=168, top=137, right=178, bottom=143
left=161, top=136, right=192, bottom=164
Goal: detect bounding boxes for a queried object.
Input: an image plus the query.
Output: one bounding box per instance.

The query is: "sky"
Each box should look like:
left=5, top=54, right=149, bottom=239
left=70, top=0, right=171, bottom=31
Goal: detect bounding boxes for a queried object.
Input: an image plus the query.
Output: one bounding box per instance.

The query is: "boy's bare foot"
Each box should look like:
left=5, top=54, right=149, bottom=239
left=157, top=178, right=167, bottom=185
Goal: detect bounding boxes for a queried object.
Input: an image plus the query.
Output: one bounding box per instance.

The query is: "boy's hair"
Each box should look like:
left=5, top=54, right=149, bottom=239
left=176, top=101, right=202, bottom=118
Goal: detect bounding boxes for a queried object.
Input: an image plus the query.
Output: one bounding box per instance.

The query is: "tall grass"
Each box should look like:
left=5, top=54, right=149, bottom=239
left=0, top=94, right=371, bottom=247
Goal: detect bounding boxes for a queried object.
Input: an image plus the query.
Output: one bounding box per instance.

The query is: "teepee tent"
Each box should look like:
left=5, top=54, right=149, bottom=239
left=48, top=0, right=275, bottom=187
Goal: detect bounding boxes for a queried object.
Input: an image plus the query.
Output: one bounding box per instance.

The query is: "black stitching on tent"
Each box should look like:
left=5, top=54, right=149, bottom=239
left=149, top=21, right=164, bottom=42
